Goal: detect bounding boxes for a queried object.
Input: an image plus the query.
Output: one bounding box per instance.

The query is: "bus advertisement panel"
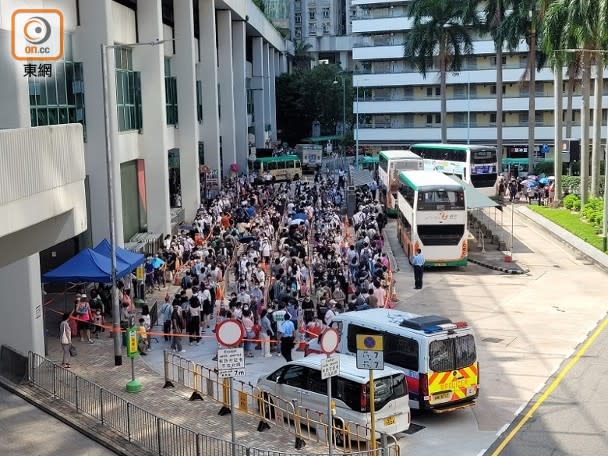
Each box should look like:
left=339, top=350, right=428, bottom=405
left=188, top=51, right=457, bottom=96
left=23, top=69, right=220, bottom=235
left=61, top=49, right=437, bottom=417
left=397, top=170, right=468, bottom=267
left=410, top=144, right=498, bottom=195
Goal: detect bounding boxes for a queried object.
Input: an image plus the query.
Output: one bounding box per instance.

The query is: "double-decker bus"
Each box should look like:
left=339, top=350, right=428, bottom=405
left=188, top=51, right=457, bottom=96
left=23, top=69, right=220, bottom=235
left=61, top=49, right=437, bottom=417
left=251, top=155, right=302, bottom=182
left=409, top=144, right=498, bottom=196
left=396, top=170, right=468, bottom=267
left=378, top=150, right=424, bottom=216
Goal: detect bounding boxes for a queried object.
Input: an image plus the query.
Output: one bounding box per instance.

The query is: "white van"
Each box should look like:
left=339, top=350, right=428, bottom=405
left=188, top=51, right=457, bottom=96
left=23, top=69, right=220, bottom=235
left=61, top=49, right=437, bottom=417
left=307, top=309, right=479, bottom=412
left=257, top=353, right=410, bottom=439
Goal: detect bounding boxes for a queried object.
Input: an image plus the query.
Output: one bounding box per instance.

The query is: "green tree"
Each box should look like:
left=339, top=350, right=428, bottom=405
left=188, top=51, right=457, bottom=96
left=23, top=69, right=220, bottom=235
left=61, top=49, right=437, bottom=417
left=276, top=64, right=353, bottom=145
left=404, top=0, right=480, bottom=143
left=481, top=0, right=509, bottom=169
left=501, top=0, right=547, bottom=173
left=292, top=39, right=313, bottom=70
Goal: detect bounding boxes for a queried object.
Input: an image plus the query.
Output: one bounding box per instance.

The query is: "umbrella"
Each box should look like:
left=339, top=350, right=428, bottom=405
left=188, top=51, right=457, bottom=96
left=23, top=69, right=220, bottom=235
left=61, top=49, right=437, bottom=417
left=150, top=257, right=165, bottom=269
left=538, top=177, right=550, bottom=185
left=526, top=174, right=537, bottom=180
left=524, top=180, right=539, bottom=188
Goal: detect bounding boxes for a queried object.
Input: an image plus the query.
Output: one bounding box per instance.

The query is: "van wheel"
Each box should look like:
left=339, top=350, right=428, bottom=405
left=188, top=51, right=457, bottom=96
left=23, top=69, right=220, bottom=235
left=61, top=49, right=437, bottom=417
left=332, top=420, right=345, bottom=447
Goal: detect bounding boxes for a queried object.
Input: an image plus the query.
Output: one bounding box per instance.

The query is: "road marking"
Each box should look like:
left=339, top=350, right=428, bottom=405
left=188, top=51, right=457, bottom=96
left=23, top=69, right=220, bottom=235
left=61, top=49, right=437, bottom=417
left=476, top=449, right=487, bottom=456
left=496, top=423, right=509, bottom=436
left=514, top=405, right=525, bottom=416
left=491, top=314, right=608, bottom=455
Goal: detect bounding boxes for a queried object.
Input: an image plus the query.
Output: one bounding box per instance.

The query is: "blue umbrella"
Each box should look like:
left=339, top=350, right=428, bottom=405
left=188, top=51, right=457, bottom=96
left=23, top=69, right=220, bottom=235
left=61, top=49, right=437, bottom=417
left=150, top=257, right=165, bottom=269
left=525, top=180, right=539, bottom=188
left=538, top=177, right=550, bottom=185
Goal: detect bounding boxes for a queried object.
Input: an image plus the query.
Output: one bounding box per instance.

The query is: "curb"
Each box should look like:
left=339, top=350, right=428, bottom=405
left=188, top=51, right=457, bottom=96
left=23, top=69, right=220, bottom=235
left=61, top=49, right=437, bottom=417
left=468, top=257, right=529, bottom=275
left=0, top=376, right=153, bottom=456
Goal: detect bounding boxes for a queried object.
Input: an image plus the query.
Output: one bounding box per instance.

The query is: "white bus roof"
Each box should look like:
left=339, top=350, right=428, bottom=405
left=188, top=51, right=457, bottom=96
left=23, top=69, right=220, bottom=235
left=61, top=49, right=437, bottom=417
left=379, top=150, right=422, bottom=160
left=399, top=170, right=464, bottom=190
left=333, top=309, right=470, bottom=335
left=293, top=353, right=402, bottom=381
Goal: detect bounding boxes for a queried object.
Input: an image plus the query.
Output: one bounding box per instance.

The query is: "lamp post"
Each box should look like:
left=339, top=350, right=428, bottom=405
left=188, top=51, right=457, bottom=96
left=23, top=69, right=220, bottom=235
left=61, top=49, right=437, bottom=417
left=355, top=84, right=360, bottom=167
left=101, top=39, right=171, bottom=366
left=333, top=75, right=346, bottom=166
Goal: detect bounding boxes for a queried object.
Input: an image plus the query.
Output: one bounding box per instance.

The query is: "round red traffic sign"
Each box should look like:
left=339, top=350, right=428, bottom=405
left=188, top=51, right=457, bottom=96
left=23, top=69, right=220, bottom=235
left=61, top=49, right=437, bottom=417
left=319, top=328, right=340, bottom=354
left=216, top=319, right=245, bottom=347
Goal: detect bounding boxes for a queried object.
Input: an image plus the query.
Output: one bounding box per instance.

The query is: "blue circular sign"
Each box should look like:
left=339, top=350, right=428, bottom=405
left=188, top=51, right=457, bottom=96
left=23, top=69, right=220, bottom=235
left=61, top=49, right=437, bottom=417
left=364, top=336, right=376, bottom=348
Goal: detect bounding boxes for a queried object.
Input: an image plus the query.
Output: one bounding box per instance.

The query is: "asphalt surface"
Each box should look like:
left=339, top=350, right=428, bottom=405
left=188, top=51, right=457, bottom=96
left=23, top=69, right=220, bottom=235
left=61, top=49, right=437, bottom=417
left=0, top=386, right=117, bottom=456
left=487, top=315, right=608, bottom=456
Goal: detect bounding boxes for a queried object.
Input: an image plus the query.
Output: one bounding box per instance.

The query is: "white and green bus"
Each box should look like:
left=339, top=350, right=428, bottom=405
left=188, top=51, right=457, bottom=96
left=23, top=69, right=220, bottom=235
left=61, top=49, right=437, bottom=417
left=378, top=150, right=424, bottom=216
left=409, top=144, right=498, bottom=196
left=396, top=170, right=468, bottom=267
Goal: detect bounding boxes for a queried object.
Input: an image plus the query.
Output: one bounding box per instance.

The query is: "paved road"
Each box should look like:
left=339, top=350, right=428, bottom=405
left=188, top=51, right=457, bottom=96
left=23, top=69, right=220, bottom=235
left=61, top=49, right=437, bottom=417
left=0, top=386, right=116, bottom=456
left=487, top=315, right=608, bottom=456
left=382, top=204, right=608, bottom=456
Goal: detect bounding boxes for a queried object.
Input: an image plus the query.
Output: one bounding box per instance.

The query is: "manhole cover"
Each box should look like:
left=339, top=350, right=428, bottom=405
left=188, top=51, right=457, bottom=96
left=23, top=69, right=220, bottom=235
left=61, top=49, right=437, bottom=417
left=402, top=423, right=425, bottom=435
left=482, top=337, right=504, bottom=344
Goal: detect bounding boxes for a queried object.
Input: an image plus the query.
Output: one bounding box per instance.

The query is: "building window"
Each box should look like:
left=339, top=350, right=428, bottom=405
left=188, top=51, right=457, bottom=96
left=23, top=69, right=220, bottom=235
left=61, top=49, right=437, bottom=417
left=309, top=8, right=316, bottom=20
left=323, top=8, right=330, bottom=19
left=426, top=87, right=433, bottom=97
left=164, top=58, right=178, bottom=126
left=29, top=60, right=87, bottom=136
left=309, top=23, right=316, bottom=35
left=490, top=85, right=506, bottom=95
left=295, top=13, right=301, bottom=24
left=295, top=28, right=302, bottom=38
left=196, top=80, right=203, bottom=122
left=426, top=114, right=440, bottom=124
left=435, top=87, right=440, bottom=96
left=323, top=22, right=330, bottom=34
left=294, top=0, right=301, bottom=11
left=490, top=113, right=506, bottom=123
left=492, top=56, right=507, bottom=66
left=115, top=47, right=142, bottom=132
left=519, top=112, right=528, bottom=124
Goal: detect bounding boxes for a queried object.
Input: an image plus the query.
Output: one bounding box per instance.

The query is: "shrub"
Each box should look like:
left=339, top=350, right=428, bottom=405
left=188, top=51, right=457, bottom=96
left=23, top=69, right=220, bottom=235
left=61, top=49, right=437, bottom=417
left=563, top=194, right=580, bottom=210
left=561, top=176, right=580, bottom=195
left=582, top=197, right=603, bottom=225
left=572, top=199, right=581, bottom=211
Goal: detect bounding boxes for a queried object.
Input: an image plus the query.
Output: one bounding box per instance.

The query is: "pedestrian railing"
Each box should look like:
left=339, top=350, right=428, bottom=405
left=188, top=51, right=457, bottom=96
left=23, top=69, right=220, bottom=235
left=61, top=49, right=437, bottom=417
left=163, top=350, right=400, bottom=456
left=24, top=348, right=396, bottom=456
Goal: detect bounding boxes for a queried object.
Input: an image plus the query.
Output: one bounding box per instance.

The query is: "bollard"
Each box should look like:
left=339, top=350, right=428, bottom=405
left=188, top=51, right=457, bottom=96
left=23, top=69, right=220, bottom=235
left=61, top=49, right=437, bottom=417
left=163, top=350, right=174, bottom=388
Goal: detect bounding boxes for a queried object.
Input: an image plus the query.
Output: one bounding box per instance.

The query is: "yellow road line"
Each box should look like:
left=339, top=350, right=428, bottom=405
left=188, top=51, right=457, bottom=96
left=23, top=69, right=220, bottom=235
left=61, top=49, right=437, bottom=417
left=491, top=315, right=608, bottom=455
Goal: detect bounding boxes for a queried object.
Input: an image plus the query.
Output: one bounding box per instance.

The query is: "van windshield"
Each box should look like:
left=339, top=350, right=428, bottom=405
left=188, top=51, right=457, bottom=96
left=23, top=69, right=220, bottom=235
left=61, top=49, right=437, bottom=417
left=429, top=335, right=476, bottom=372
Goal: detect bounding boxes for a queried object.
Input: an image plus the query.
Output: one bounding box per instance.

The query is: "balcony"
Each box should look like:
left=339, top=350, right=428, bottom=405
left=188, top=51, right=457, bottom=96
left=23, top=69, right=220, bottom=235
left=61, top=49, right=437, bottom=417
left=0, top=124, right=87, bottom=268
left=352, top=16, right=413, bottom=33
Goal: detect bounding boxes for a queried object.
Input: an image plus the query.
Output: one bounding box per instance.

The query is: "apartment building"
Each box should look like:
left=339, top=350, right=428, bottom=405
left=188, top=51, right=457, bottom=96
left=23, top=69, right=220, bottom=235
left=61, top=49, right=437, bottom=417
left=290, top=0, right=353, bottom=69
left=0, top=0, right=287, bottom=251
left=351, top=0, right=608, bottom=157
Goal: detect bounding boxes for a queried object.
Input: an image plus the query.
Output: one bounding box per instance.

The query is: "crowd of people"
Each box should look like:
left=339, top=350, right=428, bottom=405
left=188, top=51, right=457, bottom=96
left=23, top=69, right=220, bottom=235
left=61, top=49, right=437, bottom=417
left=61, top=166, right=396, bottom=365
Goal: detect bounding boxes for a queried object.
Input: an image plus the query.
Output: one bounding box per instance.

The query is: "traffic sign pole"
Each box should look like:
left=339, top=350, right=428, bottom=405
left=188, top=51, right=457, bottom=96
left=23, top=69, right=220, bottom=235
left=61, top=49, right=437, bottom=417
left=369, top=368, right=376, bottom=451
left=327, top=373, right=333, bottom=456
left=319, top=329, right=340, bottom=455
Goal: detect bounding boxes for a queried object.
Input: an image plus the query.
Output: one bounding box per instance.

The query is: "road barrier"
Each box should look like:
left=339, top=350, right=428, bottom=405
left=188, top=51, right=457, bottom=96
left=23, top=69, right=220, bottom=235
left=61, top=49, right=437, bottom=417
left=163, top=350, right=400, bottom=456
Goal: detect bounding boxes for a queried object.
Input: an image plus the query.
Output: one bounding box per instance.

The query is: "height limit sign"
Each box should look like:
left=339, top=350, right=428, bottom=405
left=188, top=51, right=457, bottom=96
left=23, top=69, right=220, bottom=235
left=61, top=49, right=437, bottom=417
left=356, top=334, right=384, bottom=370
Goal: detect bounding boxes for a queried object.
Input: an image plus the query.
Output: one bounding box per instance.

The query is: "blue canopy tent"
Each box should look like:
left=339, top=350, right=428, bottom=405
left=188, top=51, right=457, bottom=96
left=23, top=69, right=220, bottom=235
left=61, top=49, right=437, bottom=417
left=93, top=239, right=145, bottom=270
left=42, top=248, right=134, bottom=283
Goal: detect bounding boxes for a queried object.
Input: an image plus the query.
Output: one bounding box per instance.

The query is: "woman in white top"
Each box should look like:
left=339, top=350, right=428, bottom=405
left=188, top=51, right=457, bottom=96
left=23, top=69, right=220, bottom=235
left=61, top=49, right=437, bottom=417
left=59, top=313, right=72, bottom=368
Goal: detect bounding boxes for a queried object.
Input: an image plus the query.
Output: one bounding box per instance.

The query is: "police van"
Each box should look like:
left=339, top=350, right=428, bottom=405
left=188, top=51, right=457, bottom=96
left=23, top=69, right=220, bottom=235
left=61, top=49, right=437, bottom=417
left=307, top=309, right=479, bottom=412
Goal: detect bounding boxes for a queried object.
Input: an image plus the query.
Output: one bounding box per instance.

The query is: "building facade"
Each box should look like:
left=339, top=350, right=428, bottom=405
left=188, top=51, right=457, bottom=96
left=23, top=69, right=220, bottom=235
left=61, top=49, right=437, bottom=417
left=290, top=0, right=353, bottom=70
left=351, top=0, right=608, bottom=158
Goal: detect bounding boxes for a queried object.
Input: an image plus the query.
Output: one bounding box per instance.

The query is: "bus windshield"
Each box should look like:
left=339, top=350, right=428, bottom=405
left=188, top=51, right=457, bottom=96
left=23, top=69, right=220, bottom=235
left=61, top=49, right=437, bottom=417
left=417, top=189, right=465, bottom=211
left=429, top=335, right=476, bottom=372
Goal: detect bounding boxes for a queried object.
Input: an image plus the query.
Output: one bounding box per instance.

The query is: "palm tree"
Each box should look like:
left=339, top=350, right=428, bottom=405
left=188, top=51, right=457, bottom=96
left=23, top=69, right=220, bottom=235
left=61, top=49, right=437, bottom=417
left=541, top=0, right=568, bottom=203
left=481, top=0, right=509, bottom=171
left=404, top=0, right=481, bottom=143
left=292, top=39, right=313, bottom=70
left=502, top=0, right=546, bottom=174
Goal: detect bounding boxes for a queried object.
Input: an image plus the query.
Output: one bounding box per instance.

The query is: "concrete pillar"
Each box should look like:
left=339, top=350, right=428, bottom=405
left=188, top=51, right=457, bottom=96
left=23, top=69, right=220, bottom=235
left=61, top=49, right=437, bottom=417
left=136, top=0, right=171, bottom=236
left=252, top=37, right=266, bottom=148
left=232, top=20, right=249, bottom=174
left=217, top=10, right=236, bottom=177
left=269, top=50, right=277, bottom=142
left=339, top=51, right=349, bottom=70
left=0, top=31, right=29, bottom=127
left=198, top=0, right=221, bottom=181
left=174, top=0, right=200, bottom=217
left=263, top=43, right=271, bottom=145
left=280, top=52, right=288, bottom=74
left=0, top=256, right=44, bottom=355
left=77, top=0, right=123, bottom=245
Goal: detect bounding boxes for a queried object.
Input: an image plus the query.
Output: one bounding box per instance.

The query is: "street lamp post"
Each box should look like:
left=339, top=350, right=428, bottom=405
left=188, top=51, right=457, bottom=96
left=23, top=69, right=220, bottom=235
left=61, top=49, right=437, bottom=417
left=101, top=39, right=171, bottom=366
left=333, top=75, right=346, bottom=161
left=355, top=84, right=360, bottom=167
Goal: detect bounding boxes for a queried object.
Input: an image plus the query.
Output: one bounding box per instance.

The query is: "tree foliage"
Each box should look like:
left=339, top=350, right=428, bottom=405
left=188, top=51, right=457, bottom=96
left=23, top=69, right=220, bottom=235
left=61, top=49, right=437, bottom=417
left=276, top=64, right=353, bottom=146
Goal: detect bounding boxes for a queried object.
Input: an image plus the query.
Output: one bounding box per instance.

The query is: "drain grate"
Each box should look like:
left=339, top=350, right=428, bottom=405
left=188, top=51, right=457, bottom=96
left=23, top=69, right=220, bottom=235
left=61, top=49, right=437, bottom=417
left=482, top=337, right=504, bottom=344
left=402, top=423, right=425, bottom=435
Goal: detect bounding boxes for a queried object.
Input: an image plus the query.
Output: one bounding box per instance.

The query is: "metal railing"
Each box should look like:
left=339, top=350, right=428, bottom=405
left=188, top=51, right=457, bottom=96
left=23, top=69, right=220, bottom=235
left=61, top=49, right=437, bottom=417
left=26, top=349, right=397, bottom=456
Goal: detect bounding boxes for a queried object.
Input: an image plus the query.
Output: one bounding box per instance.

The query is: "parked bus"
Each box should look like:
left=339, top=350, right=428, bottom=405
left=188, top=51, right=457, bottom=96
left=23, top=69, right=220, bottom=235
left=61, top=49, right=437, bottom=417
left=251, top=155, right=302, bottom=182
left=295, top=144, right=323, bottom=172
left=307, top=309, right=479, bottom=412
left=397, top=170, right=468, bottom=267
left=378, top=150, right=424, bottom=216
left=409, top=144, right=498, bottom=195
